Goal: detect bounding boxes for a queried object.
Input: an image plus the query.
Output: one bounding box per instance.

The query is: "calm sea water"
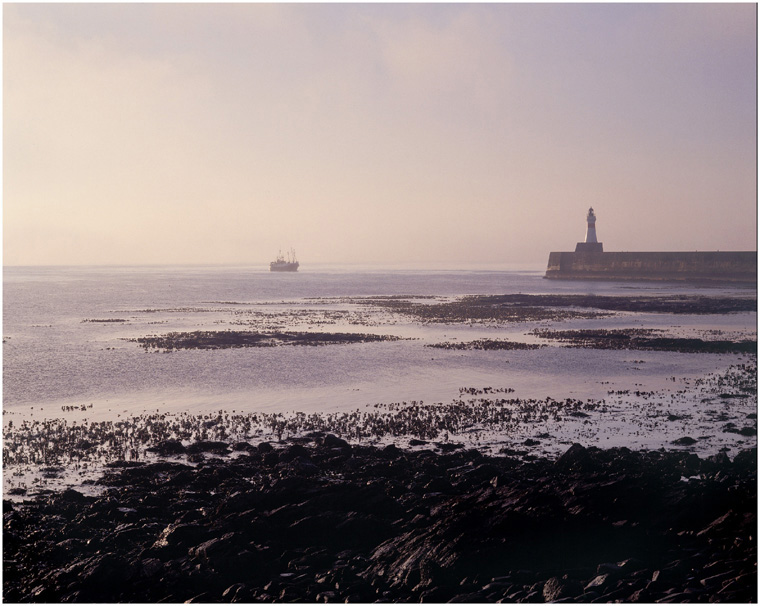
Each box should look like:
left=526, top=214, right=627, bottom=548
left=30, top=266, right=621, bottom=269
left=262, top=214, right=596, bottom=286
left=3, top=264, right=756, bottom=456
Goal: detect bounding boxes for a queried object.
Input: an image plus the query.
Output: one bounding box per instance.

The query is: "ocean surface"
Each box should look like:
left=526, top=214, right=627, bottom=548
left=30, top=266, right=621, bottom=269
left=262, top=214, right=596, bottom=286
left=3, top=264, right=757, bottom=465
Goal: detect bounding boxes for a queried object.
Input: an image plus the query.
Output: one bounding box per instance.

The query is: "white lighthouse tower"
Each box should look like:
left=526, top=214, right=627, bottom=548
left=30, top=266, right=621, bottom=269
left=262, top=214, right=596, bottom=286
left=575, top=207, right=603, bottom=252
left=585, top=207, right=598, bottom=243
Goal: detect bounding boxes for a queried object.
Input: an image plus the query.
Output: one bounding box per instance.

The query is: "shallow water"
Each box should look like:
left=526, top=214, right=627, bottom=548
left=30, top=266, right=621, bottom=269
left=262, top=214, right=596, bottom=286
left=3, top=264, right=757, bottom=498
left=4, top=264, right=753, bottom=411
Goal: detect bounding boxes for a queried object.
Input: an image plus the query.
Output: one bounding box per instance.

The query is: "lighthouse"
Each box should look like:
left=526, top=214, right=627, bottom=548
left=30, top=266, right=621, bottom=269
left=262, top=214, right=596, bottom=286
left=585, top=207, right=598, bottom=243
left=575, top=207, right=604, bottom=252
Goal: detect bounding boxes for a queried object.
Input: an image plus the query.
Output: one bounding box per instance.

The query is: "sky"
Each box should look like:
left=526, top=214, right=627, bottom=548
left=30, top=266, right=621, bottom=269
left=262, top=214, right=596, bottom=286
left=3, top=3, right=757, bottom=268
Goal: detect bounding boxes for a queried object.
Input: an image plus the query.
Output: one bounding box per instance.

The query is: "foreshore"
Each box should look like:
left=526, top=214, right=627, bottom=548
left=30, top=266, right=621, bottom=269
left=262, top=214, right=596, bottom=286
left=4, top=288, right=756, bottom=602
left=4, top=437, right=756, bottom=603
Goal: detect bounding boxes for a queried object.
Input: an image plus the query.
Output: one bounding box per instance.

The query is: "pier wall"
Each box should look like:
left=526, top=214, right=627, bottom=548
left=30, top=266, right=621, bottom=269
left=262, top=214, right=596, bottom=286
left=545, top=251, right=757, bottom=283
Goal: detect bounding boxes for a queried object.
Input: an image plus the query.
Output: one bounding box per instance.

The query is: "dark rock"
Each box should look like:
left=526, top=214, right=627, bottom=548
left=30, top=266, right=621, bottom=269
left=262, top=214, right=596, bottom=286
left=576, top=590, right=600, bottom=602
left=628, top=587, right=653, bottom=602
left=584, top=573, right=613, bottom=592
left=418, top=585, right=457, bottom=602
left=616, top=557, right=646, bottom=573
left=186, top=440, right=230, bottom=455
left=381, top=443, right=401, bottom=457
left=279, top=444, right=311, bottom=463
left=457, top=462, right=499, bottom=485
left=732, top=448, right=756, bottom=471
left=555, top=443, right=595, bottom=472
left=322, top=434, right=350, bottom=450
left=140, top=557, right=164, bottom=578
left=671, top=436, right=698, bottom=446
left=596, top=561, right=625, bottom=576
left=147, top=439, right=186, bottom=455
left=3, top=443, right=756, bottom=604
left=436, top=442, right=463, bottom=453
left=543, top=576, right=583, bottom=601
left=522, top=589, right=543, bottom=602
left=696, top=510, right=743, bottom=538
left=189, top=532, right=242, bottom=563
left=706, top=451, right=731, bottom=468
left=424, top=476, right=453, bottom=493
left=185, top=592, right=213, bottom=603
left=222, top=582, right=249, bottom=601
left=59, top=488, right=92, bottom=504
left=77, top=553, right=135, bottom=599
left=448, top=590, right=488, bottom=602
left=262, top=451, right=279, bottom=466
left=152, top=522, right=209, bottom=550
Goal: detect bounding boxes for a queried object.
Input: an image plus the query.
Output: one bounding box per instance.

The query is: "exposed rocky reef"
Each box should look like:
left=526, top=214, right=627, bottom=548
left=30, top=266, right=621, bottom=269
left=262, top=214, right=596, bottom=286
left=81, top=318, right=128, bottom=323
left=428, top=339, right=545, bottom=351
left=358, top=294, right=756, bottom=324
left=4, top=361, right=755, bottom=476
left=3, top=394, right=608, bottom=469
left=532, top=328, right=757, bottom=354
left=355, top=297, right=606, bottom=324
left=460, top=294, right=757, bottom=314
left=127, top=330, right=404, bottom=352
left=3, top=441, right=756, bottom=603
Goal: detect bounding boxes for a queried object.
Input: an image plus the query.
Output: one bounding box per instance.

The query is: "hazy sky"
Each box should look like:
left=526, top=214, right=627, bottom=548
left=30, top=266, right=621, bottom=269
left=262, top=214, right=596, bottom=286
left=4, top=3, right=757, bottom=267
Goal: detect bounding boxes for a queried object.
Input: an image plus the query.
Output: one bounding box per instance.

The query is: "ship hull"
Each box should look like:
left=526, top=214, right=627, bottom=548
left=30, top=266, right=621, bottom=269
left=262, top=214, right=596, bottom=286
left=270, top=262, right=299, bottom=272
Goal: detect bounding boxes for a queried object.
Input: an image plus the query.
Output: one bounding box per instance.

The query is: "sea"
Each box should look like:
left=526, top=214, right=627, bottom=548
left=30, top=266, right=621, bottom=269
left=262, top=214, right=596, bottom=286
left=3, top=264, right=757, bottom=494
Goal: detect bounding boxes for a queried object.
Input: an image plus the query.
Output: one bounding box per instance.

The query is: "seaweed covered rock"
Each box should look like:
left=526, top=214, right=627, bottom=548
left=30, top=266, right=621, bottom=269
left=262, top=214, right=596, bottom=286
left=3, top=442, right=756, bottom=603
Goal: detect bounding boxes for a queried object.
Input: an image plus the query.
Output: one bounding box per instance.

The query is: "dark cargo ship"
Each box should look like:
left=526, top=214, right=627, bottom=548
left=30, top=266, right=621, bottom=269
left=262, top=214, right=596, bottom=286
left=270, top=249, right=299, bottom=272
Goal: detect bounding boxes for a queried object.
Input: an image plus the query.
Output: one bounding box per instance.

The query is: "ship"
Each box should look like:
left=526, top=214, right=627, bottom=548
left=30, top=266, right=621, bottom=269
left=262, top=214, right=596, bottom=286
left=270, top=249, right=300, bottom=272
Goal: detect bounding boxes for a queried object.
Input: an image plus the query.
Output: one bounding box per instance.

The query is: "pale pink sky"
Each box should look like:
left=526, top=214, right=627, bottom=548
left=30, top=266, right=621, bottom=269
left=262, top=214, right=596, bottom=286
left=4, top=3, right=757, bottom=267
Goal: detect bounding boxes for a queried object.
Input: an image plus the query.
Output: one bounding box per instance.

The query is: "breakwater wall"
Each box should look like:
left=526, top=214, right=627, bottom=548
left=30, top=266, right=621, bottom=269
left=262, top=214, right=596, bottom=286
left=545, top=251, right=757, bottom=283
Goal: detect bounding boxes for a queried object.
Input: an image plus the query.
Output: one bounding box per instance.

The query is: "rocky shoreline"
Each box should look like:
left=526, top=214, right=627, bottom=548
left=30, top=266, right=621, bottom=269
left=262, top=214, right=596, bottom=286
left=4, top=438, right=756, bottom=603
